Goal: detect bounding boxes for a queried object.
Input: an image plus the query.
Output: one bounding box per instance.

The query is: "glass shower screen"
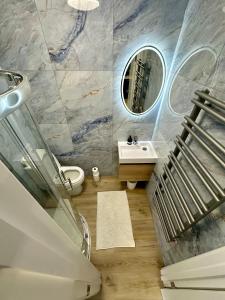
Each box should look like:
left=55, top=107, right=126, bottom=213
left=0, top=70, right=87, bottom=253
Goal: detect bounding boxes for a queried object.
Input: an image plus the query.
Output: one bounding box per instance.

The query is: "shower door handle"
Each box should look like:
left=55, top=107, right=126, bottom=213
left=66, top=177, right=73, bottom=191
left=60, top=170, right=73, bottom=191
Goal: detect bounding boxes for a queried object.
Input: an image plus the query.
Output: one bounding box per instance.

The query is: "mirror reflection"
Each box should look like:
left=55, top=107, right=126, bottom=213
left=170, top=48, right=217, bottom=114
left=122, top=46, right=165, bottom=115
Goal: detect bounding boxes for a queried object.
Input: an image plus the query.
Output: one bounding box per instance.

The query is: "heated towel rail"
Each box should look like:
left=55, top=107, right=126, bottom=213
left=153, top=90, right=225, bottom=241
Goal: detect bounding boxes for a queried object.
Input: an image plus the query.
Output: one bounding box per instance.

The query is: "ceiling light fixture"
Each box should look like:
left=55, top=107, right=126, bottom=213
left=67, top=0, right=99, bottom=11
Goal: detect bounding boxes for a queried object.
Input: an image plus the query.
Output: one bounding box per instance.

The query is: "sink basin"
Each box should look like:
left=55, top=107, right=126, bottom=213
left=118, top=141, right=158, bottom=164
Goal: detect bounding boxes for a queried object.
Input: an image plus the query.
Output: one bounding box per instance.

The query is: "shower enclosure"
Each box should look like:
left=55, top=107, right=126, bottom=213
left=0, top=70, right=89, bottom=257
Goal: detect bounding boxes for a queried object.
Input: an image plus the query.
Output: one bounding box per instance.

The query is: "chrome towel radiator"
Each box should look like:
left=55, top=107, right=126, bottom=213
left=153, top=90, right=225, bottom=241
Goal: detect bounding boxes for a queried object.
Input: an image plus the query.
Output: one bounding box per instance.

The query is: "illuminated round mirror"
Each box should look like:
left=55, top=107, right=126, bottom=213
left=169, top=48, right=217, bottom=115
left=121, top=46, right=165, bottom=115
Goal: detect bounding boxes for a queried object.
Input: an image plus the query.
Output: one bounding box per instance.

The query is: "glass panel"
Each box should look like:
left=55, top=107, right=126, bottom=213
left=0, top=104, right=86, bottom=251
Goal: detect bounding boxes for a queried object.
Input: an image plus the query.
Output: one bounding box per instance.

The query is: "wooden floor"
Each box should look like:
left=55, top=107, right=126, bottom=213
left=71, top=177, right=163, bottom=300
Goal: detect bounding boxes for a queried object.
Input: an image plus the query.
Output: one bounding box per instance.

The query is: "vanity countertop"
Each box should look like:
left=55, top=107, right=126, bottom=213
left=118, top=141, right=158, bottom=164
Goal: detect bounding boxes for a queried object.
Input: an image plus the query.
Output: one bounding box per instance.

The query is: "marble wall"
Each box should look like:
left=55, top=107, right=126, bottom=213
left=0, top=0, right=188, bottom=175
left=148, top=0, right=225, bottom=265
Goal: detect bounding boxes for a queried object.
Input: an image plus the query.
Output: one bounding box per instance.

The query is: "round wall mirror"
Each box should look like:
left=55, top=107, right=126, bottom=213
left=121, top=46, right=165, bottom=115
left=169, top=48, right=217, bottom=115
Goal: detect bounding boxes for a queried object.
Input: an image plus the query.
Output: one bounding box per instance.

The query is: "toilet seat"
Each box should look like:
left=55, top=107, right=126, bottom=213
left=50, top=153, right=85, bottom=196
left=61, top=166, right=84, bottom=186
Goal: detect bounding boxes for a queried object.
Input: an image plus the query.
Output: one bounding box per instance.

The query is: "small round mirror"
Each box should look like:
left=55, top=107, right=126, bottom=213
left=121, top=46, right=165, bottom=115
left=169, top=48, right=217, bottom=115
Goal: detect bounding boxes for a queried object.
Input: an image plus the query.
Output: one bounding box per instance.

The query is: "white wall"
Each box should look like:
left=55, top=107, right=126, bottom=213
left=0, top=268, right=100, bottom=300
left=0, top=160, right=101, bottom=298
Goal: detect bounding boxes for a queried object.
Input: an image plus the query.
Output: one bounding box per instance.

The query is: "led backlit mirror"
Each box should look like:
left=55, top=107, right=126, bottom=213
left=169, top=48, right=217, bottom=115
left=121, top=46, right=165, bottom=115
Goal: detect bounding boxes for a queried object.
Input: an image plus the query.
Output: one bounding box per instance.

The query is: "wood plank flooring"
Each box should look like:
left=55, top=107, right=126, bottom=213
left=71, top=177, right=163, bottom=300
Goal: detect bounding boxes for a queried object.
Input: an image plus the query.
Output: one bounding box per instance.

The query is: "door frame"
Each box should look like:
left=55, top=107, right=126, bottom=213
left=161, top=289, right=225, bottom=300
left=161, top=245, right=225, bottom=289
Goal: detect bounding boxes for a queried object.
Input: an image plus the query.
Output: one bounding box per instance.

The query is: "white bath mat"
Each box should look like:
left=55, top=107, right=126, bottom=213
left=96, top=191, right=135, bottom=250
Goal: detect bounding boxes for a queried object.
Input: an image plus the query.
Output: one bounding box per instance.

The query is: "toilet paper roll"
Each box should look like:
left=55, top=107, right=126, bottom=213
left=92, top=167, right=99, bottom=175
left=92, top=167, right=100, bottom=182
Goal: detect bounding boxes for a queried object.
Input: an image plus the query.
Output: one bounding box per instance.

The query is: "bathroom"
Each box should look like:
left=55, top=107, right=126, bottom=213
left=0, top=0, right=225, bottom=299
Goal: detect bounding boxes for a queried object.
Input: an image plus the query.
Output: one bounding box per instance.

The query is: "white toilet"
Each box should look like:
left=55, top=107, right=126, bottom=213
left=21, top=149, right=85, bottom=196
left=52, top=154, right=85, bottom=196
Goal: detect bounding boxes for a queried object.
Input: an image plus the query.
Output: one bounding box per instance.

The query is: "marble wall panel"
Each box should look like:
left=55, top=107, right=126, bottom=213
left=169, top=48, right=217, bottom=114
left=55, top=70, right=113, bottom=174
left=37, top=0, right=113, bottom=70
left=0, top=0, right=51, bottom=70
left=0, top=0, right=188, bottom=175
left=112, top=0, right=188, bottom=175
left=148, top=0, right=225, bottom=265
left=39, top=124, right=74, bottom=155
left=26, top=70, right=67, bottom=124
left=113, top=0, right=188, bottom=69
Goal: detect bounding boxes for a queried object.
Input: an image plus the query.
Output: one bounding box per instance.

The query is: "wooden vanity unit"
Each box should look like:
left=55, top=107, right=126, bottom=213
left=118, top=163, right=155, bottom=181
left=117, top=141, right=158, bottom=181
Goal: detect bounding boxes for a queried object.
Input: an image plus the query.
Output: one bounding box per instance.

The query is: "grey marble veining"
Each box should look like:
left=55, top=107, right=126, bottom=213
left=0, top=0, right=188, bottom=176
left=35, top=0, right=75, bottom=12
left=56, top=118, right=113, bottom=175
left=0, top=0, right=51, bottom=70
left=212, top=45, right=225, bottom=94
left=113, top=0, right=189, bottom=70
left=38, top=0, right=113, bottom=70
left=55, top=71, right=113, bottom=124
left=169, top=74, right=208, bottom=114
left=177, top=49, right=217, bottom=85
left=55, top=70, right=113, bottom=174
left=114, top=0, right=150, bottom=33
left=39, top=124, right=74, bottom=155
left=58, top=148, right=113, bottom=176
left=181, top=0, right=225, bottom=54
left=71, top=115, right=112, bottom=144
left=170, top=48, right=217, bottom=114
left=26, top=70, right=67, bottom=124
left=148, top=0, right=225, bottom=266
left=49, top=11, right=87, bottom=64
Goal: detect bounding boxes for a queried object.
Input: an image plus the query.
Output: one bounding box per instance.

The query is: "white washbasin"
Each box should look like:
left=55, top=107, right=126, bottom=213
left=118, top=141, right=158, bottom=164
